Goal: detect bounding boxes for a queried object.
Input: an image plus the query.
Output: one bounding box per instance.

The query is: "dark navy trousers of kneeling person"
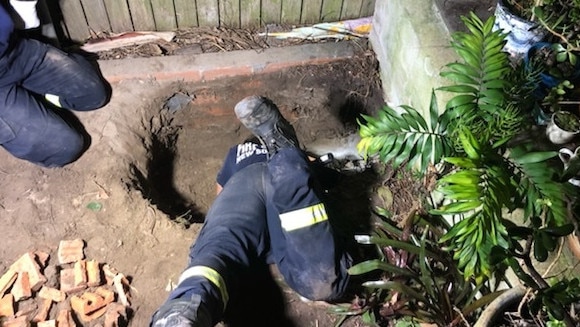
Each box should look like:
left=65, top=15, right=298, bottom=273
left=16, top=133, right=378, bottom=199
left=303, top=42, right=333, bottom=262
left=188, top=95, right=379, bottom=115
left=152, top=146, right=352, bottom=326
left=0, top=4, right=109, bottom=167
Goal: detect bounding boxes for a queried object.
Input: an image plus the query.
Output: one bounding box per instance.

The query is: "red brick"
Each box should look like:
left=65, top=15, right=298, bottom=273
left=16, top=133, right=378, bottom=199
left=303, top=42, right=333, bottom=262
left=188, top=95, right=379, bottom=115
left=0, top=270, right=17, bottom=297
left=201, top=66, right=253, bottom=81
left=32, top=298, right=52, bottom=323
left=34, top=251, right=50, bottom=269
left=70, top=293, right=107, bottom=322
left=73, top=260, right=87, bottom=288
left=36, top=320, right=55, bottom=327
left=59, top=268, right=86, bottom=294
left=0, top=315, right=28, bottom=327
left=104, top=303, right=127, bottom=327
left=95, top=287, right=114, bottom=305
left=0, top=294, right=14, bottom=317
left=10, top=272, right=31, bottom=302
left=102, top=265, right=118, bottom=286
left=86, top=260, right=101, bottom=287
left=57, top=239, right=85, bottom=264
left=56, top=309, right=76, bottom=327
left=10, top=253, right=47, bottom=291
left=38, top=286, right=65, bottom=302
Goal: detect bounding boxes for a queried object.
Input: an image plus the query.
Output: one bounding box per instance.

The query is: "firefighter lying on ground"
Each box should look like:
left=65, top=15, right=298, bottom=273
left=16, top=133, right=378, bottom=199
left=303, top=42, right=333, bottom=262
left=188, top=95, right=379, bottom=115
left=151, top=95, right=354, bottom=327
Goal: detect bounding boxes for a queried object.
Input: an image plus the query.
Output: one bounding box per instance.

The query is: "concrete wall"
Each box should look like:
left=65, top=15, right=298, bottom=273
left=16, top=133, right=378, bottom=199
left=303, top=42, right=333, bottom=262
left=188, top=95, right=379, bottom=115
left=370, top=0, right=453, bottom=115
left=370, top=0, right=494, bottom=114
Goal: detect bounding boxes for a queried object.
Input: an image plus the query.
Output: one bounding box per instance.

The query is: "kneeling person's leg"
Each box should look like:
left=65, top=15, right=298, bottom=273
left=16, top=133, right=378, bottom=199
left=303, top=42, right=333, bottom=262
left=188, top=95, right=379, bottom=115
left=0, top=85, right=84, bottom=167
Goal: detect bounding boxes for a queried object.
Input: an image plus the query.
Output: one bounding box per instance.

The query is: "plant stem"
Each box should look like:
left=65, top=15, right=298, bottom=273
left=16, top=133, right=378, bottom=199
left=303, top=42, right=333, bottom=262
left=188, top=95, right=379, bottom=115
left=522, top=236, right=549, bottom=289
left=522, top=236, right=576, bottom=327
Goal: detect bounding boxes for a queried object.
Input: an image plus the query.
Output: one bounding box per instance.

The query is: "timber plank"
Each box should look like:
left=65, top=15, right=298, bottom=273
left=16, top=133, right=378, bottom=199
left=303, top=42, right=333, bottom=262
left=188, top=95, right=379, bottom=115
left=320, top=0, right=341, bottom=22
left=340, top=0, right=362, bottom=19
left=151, top=0, right=177, bottom=31
left=240, top=0, right=260, bottom=28
left=174, top=0, right=198, bottom=28
left=261, top=0, right=282, bottom=24
left=128, top=0, right=156, bottom=31
left=103, top=0, right=133, bottom=33
left=220, top=0, right=240, bottom=28
left=302, top=0, right=322, bottom=24
left=80, top=0, right=109, bottom=35
left=360, top=0, right=375, bottom=17
left=281, top=0, right=301, bottom=24
left=59, top=0, right=89, bottom=41
left=197, top=0, right=219, bottom=26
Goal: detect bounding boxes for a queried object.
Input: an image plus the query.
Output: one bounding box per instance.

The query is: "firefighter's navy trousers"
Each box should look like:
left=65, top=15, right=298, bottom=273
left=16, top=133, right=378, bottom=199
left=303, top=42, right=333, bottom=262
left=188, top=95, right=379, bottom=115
left=0, top=37, right=109, bottom=167
left=164, top=147, right=352, bottom=325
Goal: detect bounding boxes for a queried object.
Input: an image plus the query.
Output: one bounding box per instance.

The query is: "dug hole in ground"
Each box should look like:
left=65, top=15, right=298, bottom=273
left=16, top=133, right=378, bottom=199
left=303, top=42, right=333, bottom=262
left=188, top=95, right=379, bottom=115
left=0, top=41, right=387, bottom=327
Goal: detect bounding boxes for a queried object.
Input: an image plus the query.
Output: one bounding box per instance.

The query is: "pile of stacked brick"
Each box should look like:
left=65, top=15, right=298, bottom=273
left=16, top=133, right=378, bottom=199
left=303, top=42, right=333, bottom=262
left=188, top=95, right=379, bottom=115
left=0, top=239, right=131, bottom=327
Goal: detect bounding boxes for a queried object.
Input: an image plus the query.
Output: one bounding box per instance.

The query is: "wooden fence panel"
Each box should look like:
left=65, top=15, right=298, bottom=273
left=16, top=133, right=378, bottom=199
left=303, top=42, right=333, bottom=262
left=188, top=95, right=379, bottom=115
left=151, top=0, right=177, bottom=30
left=341, top=0, right=362, bottom=19
left=174, top=0, right=198, bottom=28
left=59, top=0, right=89, bottom=41
left=128, top=0, right=156, bottom=31
left=240, top=0, right=261, bottom=28
left=302, top=0, right=322, bottom=24
left=196, top=0, right=220, bottom=26
left=103, top=0, right=133, bottom=33
left=80, top=0, right=109, bottom=36
left=262, top=0, right=282, bottom=25
left=55, top=0, right=374, bottom=41
left=360, top=0, right=375, bottom=17
left=220, top=0, right=240, bottom=28
left=320, top=0, right=342, bottom=22
left=281, top=0, right=301, bottom=24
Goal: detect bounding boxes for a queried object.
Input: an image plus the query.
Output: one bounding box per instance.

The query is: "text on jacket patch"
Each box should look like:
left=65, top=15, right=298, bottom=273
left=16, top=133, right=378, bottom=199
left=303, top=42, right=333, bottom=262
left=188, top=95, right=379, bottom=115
left=236, top=142, right=267, bottom=163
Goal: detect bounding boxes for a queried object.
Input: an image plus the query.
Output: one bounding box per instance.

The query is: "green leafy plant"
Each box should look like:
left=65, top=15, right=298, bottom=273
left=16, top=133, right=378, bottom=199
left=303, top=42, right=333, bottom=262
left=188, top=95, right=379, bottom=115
left=490, top=218, right=579, bottom=326
left=533, top=0, right=580, bottom=51
left=359, top=12, right=569, bottom=281
left=553, top=110, right=580, bottom=132
left=506, top=0, right=580, bottom=51
left=530, top=43, right=579, bottom=80
left=357, top=91, right=451, bottom=174
left=542, top=80, right=574, bottom=113
left=505, top=0, right=544, bottom=18
left=355, top=12, right=576, bottom=325
left=333, top=209, right=500, bottom=326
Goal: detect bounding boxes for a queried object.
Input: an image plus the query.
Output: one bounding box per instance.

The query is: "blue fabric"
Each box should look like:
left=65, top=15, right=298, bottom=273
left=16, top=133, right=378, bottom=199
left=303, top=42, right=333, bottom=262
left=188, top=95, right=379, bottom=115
left=216, top=140, right=267, bottom=186
left=163, top=147, right=351, bottom=325
left=0, top=37, right=109, bottom=167
left=0, top=5, right=14, bottom=57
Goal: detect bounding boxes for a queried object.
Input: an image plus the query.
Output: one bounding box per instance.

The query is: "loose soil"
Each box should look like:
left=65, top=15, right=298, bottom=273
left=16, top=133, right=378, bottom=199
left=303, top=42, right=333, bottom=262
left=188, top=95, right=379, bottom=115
left=0, top=33, right=424, bottom=327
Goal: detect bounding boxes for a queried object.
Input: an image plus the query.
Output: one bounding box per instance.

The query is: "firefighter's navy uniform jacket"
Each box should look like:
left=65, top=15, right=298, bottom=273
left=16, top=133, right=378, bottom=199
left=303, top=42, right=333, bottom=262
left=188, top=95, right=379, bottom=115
left=0, top=3, right=109, bottom=167
left=161, top=141, right=352, bottom=325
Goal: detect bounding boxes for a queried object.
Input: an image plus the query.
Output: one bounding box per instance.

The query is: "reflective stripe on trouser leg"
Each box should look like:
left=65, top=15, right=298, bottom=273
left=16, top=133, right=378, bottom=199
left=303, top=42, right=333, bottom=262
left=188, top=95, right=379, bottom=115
left=266, top=148, right=351, bottom=301
left=45, top=94, right=61, bottom=108
left=178, top=266, right=229, bottom=311
left=279, top=203, right=328, bottom=231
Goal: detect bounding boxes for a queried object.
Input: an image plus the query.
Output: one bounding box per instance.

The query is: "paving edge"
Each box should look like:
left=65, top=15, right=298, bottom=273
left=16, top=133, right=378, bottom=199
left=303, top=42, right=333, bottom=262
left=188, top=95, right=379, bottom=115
left=97, top=42, right=357, bottom=84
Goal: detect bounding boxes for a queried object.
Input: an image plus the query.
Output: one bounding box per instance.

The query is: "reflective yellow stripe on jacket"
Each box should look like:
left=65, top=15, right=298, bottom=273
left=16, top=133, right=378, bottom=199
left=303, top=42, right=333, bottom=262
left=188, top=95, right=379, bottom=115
left=178, top=266, right=229, bottom=310
left=279, top=203, right=328, bottom=231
